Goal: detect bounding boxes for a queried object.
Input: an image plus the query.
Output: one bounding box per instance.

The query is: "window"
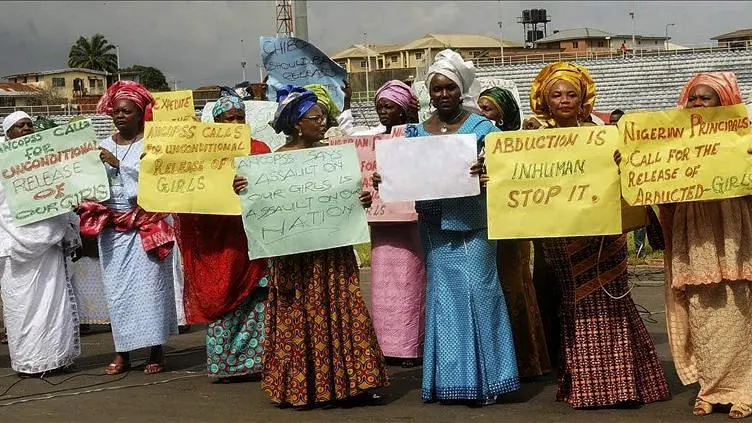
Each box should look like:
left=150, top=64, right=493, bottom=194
left=390, top=55, right=399, bottom=63
left=638, top=40, right=642, bottom=45
left=96, top=79, right=104, bottom=89
left=360, top=60, right=367, bottom=68
left=89, top=79, right=97, bottom=89
left=415, top=52, right=423, bottom=59
left=572, top=41, right=579, bottom=48
left=52, top=77, right=65, bottom=87
left=597, top=40, right=605, bottom=48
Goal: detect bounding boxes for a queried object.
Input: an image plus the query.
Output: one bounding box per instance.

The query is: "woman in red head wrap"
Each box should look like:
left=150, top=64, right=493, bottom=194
left=78, top=80, right=177, bottom=375
left=663, top=72, right=752, bottom=419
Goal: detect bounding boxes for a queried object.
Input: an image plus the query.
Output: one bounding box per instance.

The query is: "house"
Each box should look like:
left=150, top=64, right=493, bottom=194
left=534, top=28, right=668, bottom=52
left=711, top=29, right=752, bottom=49
left=3, top=68, right=108, bottom=101
left=0, top=82, right=44, bottom=108
left=332, top=34, right=524, bottom=73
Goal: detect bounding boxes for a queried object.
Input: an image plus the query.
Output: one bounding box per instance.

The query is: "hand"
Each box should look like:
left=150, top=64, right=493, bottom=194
left=342, top=79, right=352, bottom=111
left=522, top=117, right=542, bottom=130
left=748, top=147, right=752, bottom=155
left=233, top=175, right=248, bottom=194
left=99, top=147, right=120, bottom=168
left=372, top=172, right=381, bottom=191
left=614, top=150, right=622, bottom=166
left=359, top=191, right=372, bottom=208
left=470, top=158, right=487, bottom=189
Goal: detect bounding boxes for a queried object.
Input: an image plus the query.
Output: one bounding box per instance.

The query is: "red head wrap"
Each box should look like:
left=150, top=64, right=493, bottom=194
left=96, top=80, right=155, bottom=121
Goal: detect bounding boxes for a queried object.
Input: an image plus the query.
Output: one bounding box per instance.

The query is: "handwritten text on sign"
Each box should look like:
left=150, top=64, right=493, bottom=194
left=0, top=119, right=109, bottom=225
left=328, top=135, right=417, bottom=222
left=236, top=144, right=370, bottom=260
left=201, top=100, right=287, bottom=152
left=618, top=104, right=752, bottom=206
left=152, top=90, right=196, bottom=122
left=260, top=36, right=347, bottom=111
left=486, top=126, right=622, bottom=238
left=138, top=122, right=250, bottom=215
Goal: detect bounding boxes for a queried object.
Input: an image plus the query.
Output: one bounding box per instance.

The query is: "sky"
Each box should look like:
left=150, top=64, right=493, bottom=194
left=0, top=1, right=749, bottom=89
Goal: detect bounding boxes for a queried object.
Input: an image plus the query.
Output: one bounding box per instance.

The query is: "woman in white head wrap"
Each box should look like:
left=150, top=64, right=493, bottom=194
left=373, top=49, right=520, bottom=405
left=0, top=111, right=81, bottom=375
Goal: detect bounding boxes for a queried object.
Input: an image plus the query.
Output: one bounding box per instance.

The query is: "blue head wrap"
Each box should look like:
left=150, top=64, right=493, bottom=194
left=212, top=88, right=246, bottom=120
left=271, top=85, right=318, bottom=135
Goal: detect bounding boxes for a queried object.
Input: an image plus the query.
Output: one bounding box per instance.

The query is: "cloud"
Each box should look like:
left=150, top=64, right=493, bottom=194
left=0, top=1, right=749, bottom=88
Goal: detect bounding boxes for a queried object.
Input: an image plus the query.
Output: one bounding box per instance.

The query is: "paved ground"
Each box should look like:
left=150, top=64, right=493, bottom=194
left=0, top=267, right=726, bottom=422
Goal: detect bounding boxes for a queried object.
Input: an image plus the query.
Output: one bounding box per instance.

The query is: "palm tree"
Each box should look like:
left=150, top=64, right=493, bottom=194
left=68, top=34, right=118, bottom=73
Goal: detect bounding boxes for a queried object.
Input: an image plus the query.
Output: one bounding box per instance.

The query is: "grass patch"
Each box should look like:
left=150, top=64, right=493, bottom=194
left=625, top=231, right=663, bottom=265
left=354, top=243, right=372, bottom=268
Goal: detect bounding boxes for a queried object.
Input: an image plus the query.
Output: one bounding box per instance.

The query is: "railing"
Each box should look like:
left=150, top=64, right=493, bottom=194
left=0, top=104, right=83, bottom=118
left=472, top=40, right=752, bottom=68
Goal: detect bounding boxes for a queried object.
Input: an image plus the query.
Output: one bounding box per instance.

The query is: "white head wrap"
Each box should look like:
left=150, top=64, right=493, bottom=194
left=2, top=111, right=32, bottom=137
left=425, top=49, right=482, bottom=114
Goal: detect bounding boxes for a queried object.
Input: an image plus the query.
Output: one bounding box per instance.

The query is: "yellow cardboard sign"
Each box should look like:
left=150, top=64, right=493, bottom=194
left=151, top=90, right=196, bottom=122
left=138, top=121, right=250, bottom=215
left=618, top=104, right=752, bottom=206
left=486, top=126, right=622, bottom=239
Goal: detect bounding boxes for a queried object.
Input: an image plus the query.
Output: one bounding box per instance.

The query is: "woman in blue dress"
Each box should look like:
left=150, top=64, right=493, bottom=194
left=375, top=49, right=519, bottom=405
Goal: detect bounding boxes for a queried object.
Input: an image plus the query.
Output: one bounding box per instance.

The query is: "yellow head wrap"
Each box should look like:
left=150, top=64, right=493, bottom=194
left=529, top=62, right=596, bottom=127
left=304, top=84, right=341, bottom=124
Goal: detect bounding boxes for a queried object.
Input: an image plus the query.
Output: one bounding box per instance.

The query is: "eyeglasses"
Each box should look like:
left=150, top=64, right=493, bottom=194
left=303, top=115, right=327, bottom=124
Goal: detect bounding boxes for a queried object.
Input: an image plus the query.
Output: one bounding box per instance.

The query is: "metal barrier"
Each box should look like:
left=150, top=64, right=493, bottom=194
left=472, top=41, right=752, bottom=68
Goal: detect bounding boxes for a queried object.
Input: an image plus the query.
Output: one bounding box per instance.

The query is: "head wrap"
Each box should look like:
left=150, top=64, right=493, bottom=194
left=271, top=85, right=319, bottom=135
left=677, top=72, right=743, bottom=108
left=479, top=87, right=521, bottom=131
left=530, top=62, right=596, bottom=126
left=425, top=49, right=482, bottom=114
left=2, top=111, right=32, bottom=135
left=304, top=84, right=340, bottom=123
left=375, top=80, right=418, bottom=114
left=96, top=80, right=155, bottom=121
left=212, top=95, right=246, bottom=120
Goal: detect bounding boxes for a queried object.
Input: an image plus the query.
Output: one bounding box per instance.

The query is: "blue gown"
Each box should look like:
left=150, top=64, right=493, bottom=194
left=406, top=113, right=520, bottom=402
left=98, top=137, right=177, bottom=352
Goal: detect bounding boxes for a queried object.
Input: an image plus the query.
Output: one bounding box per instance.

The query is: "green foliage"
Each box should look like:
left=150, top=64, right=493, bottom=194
left=120, top=65, right=170, bottom=92
left=68, top=34, right=118, bottom=73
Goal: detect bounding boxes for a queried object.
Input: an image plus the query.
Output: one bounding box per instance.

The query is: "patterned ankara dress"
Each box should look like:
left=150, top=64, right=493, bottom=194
left=175, top=139, right=271, bottom=379
left=542, top=235, right=670, bottom=408
left=262, top=246, right=388, bottom=406
left=407, top=113, right=520, bottom=403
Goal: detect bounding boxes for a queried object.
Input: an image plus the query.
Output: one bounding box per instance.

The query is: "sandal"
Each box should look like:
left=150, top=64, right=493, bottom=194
left=730, top=404, right=752, bottom=419
left=693, top=398, right=713, bottom=416
left=105, top=361, right=131, bottom=375
left=401, top=359, right=416, bottom=368
left=144, top=362, right=165, bottom=375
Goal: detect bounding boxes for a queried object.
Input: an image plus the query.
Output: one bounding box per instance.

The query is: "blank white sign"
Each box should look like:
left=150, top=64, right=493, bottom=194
left=375, top=134, right=481, bottom=202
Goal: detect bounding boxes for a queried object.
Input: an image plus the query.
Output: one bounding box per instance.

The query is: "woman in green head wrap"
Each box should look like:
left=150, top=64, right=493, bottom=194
left=477, top=87, right=521, bottom=131
left=304, top=84, right=341, bottom=129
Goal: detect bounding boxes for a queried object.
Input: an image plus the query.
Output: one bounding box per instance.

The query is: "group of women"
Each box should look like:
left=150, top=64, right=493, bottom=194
left=1, top=47, right=750, bottom=418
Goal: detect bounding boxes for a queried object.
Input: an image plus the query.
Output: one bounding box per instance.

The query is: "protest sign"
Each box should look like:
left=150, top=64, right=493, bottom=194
left=138, top=121, right=250, bottom=215
left=260, top=36, right=347, bottom=111
left=375, top=134, right=480, bottom=202
left=390, top=125, right=406, bottom=138
left=328, top=134, right=417, bottom=222
left=486, top=126, right=622, bottom=239
left=152, top=90, right=196, bottom=122
left=235, top=144, right=369, bottom=260
left=201, top=100, right=287, bottom=152
left=618, top=104, right=752, bottom=206
left=0, top=119, right=109, bottom=225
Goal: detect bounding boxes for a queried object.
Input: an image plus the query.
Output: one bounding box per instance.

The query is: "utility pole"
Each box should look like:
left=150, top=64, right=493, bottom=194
left=629, top=10, right=636, bottom=58
left=498, top=0, right=504, bottom=65
left=115, top=45, right=121, bottom=81
left=363, top=32, right=370, bottom=95
left=665, top=23, right=675, bottom=50
left=240, top=39, right=247, bottom=82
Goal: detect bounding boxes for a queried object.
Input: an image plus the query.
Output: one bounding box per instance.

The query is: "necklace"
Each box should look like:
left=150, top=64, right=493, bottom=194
left=113, top=133, right=139, bottom=175
left=439, top=109, right=466, bottom=133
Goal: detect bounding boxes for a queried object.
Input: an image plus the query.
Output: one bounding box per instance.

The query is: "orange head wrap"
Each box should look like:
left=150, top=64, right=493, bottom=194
left=529, top=61, right=596, bottom=127
left=677, top=72, right=743, bottom=108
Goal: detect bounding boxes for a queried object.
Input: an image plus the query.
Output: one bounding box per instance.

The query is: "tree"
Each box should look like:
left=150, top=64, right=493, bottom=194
left=68, top=34, right=118, bottom=73
left=120, top=65, right=169, bottom=91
